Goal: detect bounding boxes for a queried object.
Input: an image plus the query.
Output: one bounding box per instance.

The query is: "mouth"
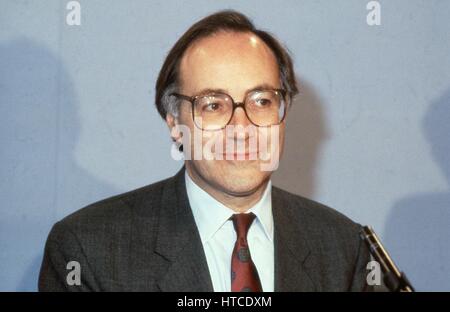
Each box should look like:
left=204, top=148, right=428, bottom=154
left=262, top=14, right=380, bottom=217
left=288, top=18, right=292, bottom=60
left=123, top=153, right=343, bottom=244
left=222, top=151, right=259, bottom=160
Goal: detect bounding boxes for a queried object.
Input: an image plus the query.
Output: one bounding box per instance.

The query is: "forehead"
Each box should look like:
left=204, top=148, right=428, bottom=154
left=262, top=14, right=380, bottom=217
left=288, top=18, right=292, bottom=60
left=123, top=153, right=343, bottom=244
left=179, top=31, right=280, bottom=93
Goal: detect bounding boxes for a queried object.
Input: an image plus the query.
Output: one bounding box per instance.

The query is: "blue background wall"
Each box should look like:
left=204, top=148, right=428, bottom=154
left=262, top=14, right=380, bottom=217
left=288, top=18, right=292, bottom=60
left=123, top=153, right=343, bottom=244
left=1, top=0, right=449, bottom=291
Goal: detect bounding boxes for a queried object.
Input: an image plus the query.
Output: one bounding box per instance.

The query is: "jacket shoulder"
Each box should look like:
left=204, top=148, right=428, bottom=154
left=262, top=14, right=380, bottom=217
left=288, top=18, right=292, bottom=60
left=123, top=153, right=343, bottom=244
left=58, top=176, right=170, bottom=231
left=273, top=186, right=362, bottom=231
left=273, top=186, right=364, bottom=260
left=272, top=186, right=371, bottom=291
left=40, top=175, right=175, bottom=291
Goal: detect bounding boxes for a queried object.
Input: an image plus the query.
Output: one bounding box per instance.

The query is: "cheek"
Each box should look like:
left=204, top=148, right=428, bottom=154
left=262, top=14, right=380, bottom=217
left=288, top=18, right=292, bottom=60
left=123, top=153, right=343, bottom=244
left=201, top=130, right=226, bottom=157
left=176, top=107, right=196, bottom=143
left=278, top=126, right=286, bottom=148
left=177, top=105, right=193, bottom=125
left=258, top=125, right=284, bottom=146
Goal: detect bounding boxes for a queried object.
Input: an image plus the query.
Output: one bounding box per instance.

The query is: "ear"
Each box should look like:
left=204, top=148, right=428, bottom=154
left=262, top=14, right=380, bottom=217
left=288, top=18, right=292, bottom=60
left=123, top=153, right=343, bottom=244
left=166, top=113, right=182, bottom=143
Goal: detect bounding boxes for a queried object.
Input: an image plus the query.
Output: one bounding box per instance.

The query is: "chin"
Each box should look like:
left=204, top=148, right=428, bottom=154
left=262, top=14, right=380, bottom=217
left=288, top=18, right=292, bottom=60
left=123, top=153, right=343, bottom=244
left=212, top=162, right=269, bottom=195
left=188, top=159, right=271, bottom=196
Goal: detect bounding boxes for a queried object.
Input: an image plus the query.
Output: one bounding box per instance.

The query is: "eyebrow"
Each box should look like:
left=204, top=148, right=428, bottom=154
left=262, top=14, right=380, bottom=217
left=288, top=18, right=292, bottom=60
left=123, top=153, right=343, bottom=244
left=193, top=83, right=280, bottom=97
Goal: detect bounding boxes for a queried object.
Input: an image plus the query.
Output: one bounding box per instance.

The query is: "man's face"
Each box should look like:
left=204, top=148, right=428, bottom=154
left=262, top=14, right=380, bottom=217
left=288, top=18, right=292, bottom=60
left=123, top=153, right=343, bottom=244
left=171, top=31, right=286, bottom=196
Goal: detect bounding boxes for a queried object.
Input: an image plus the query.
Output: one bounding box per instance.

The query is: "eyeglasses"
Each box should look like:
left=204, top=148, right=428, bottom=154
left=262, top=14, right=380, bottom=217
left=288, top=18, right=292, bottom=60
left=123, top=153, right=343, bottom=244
left=170, top=88, right=289, bottom=131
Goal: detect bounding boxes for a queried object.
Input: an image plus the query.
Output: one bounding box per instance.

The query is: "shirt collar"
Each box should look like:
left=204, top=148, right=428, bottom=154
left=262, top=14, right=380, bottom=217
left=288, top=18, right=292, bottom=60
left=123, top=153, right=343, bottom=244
left=185, top=170, right=273, bottom=243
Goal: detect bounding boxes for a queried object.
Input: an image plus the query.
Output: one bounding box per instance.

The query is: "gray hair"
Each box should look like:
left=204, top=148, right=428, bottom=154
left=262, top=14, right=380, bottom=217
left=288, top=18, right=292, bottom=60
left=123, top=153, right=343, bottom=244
left=160, top=83, right=180, bottom=118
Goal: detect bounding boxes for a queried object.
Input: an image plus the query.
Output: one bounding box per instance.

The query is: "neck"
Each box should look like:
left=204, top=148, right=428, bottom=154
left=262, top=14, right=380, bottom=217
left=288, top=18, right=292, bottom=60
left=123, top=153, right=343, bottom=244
left=185, top=163, right=270, bottom=213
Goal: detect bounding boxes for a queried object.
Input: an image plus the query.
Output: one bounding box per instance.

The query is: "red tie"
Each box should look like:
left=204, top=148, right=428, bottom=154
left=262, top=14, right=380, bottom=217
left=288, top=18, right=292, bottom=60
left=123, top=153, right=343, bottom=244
left=230, top=213, right=263, bottom=292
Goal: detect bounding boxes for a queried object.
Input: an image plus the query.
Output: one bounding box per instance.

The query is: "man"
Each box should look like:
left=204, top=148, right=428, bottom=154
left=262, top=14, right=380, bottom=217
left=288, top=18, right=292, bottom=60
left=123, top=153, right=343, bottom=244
left=39, top=10, right=374, bottom=292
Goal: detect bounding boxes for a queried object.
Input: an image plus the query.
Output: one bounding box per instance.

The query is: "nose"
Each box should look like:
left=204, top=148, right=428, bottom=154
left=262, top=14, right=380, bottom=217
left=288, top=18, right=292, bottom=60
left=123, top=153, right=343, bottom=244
left=228, top=103, right=251, bottom=127
left=226, top=103, right=257, bottom=143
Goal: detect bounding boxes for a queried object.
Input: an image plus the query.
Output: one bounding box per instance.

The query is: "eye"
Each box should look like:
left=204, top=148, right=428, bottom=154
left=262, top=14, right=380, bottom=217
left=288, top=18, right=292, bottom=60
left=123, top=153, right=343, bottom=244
left=203, top=102, right=223, bottom=112
left=255, top=98, right=272, bottom=107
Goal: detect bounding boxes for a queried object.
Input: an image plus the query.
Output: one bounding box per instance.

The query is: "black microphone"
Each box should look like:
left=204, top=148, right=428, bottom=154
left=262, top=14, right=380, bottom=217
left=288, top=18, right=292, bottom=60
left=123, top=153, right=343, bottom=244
left=360, top=226, right=415, bottom=292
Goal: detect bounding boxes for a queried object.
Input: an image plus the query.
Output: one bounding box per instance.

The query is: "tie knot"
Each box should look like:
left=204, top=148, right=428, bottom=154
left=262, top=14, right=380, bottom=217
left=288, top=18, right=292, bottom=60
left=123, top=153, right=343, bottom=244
left=231, top=212, right=256, bottom=239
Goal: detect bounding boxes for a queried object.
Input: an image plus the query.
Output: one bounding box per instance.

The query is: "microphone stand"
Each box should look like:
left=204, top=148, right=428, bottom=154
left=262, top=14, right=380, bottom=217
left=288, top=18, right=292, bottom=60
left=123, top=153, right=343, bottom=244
left=360, top=226, right=415, bottom=292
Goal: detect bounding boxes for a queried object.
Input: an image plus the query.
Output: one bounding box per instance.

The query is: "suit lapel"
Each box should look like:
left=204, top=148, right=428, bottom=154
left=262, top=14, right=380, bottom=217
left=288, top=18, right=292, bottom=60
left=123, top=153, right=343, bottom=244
left=154, top=166, right=214, bottom=292
left=272, top=187, right=317, bottom=291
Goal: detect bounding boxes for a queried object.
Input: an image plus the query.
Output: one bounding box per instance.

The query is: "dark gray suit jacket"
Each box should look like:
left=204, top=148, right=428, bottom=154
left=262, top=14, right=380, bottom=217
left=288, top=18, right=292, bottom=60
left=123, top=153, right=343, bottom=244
left=39, top=166, right=373, bottom=291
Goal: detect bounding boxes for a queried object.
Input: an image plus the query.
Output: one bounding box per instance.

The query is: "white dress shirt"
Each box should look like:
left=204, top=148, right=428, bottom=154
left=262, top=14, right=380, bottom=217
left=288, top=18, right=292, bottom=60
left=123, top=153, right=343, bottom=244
left=185, top=171, right=274, bottom=292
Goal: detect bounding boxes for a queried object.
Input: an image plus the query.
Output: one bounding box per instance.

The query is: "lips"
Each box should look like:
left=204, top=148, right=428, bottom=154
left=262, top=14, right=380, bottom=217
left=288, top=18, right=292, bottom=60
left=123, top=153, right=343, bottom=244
left=222, top=151, right=258, bottom=159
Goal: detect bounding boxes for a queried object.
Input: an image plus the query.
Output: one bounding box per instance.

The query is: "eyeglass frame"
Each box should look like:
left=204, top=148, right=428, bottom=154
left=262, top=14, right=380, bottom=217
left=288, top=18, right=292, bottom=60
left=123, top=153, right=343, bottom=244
left=170, top=88, right=290, bottom=131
